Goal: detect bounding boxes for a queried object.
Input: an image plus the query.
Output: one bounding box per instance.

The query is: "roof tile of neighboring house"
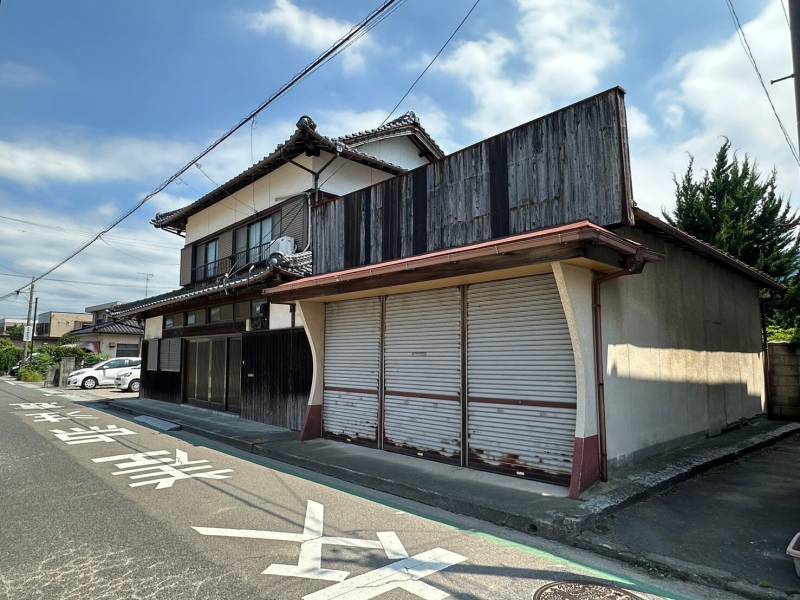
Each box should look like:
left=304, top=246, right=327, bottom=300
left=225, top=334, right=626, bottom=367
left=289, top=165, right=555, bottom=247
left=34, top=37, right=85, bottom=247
left=152, top=115, right=418, bottom=233
left=334, top=111, right=445, bottom=161
left=71, top=319, right=144, bottom=336
left=110, top=251, right=312, bottom=317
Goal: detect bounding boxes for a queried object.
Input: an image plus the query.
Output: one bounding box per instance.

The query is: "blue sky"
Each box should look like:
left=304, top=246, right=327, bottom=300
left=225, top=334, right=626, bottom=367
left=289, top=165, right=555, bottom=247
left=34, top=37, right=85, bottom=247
left=0, top=0, right=795, bottom=319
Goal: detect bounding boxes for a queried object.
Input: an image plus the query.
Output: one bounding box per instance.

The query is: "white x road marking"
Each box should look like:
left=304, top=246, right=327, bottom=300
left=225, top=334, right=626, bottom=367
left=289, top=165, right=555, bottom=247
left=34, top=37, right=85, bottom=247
left=193, top=501, right=466, bottom=598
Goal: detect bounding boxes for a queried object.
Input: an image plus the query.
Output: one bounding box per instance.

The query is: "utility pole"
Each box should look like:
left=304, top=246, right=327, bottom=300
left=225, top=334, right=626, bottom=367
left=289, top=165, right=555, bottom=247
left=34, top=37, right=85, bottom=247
left=29, top=296, right=38, bottom=359
left=22, top=278, right=34, bottom=362
left=790, top=0, right=800, bottom=151
left=138, top=272, right=154, bottom=297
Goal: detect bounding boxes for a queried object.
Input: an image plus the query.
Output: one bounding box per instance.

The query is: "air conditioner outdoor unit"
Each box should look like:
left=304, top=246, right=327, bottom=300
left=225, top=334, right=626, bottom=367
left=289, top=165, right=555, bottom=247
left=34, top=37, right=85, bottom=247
left=271, top=236, right=295, bottom=256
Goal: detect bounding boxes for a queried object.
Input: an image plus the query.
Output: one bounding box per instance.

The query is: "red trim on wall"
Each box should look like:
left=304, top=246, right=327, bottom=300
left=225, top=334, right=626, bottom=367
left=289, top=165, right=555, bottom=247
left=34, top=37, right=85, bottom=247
left=569, top=435, right=600, bottom=498
left=299, top=404, right=322, bottom=441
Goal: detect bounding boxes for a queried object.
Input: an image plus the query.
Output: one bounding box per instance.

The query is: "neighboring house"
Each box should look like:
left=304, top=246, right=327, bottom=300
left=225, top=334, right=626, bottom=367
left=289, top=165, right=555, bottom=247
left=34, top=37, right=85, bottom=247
left=112, top=112, right=443, bottom=423
left=70, top=302, right=143, bottom=357
left=0, top=318, right=26, bottom=335
left=115, top=89, right=778, bottom=496
left=34, top=311, right=93, bottom=339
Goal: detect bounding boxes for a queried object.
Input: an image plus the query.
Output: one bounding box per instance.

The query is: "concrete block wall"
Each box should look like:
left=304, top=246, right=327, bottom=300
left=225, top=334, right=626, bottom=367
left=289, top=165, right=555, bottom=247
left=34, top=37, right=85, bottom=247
left=768, top=342, right=800, bottom=420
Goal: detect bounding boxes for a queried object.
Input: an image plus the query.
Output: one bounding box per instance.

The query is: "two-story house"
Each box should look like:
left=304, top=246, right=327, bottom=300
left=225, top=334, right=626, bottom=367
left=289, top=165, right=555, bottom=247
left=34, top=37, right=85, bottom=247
left=112, top=112, right=443, bottom=426
left=116, top=88, right=779, bottom=497
left=71, top=301, right=143, bottom=357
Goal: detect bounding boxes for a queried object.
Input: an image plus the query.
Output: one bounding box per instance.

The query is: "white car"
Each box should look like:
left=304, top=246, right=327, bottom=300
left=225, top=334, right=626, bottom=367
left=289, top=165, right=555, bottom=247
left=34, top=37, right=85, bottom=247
left=114, top=367, right=141, bottom=393
left=67, top=357, right=142, bottom=389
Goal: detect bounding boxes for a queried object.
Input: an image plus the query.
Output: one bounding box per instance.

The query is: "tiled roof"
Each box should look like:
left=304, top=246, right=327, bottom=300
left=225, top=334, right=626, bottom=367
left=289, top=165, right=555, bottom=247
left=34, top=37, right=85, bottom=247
left=632, top=208, right=784, bottom=290
left=152, top=117, right=408, bottom=232
left=334, top=111, right=445, bottom=161
left=110, top=251, right=312, bottom=317
left=71, top=319, right=144, bottom=337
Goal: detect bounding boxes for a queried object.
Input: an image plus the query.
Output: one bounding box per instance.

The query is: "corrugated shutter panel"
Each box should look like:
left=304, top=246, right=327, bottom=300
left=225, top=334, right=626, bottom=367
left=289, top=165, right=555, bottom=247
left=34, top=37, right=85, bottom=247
left=323, top=298, right=381, bottom=445
left=146, top=339, right=159, bottom=371
left=466, top=275, right=576, bottom=484
left=179, top=246, right=193, bottom=287
left=158, top=338, right=181, bottom=372
left=280, top=196, right=306, bottom=250
left=210, top=338, right=227, bottom=404
left=383, top=289, right=462, bottom=461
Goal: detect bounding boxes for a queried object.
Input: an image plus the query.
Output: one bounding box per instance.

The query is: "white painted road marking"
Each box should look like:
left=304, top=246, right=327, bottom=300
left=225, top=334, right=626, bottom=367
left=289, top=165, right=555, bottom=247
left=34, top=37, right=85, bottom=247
left=194, top=500, right=410, bottom=582
left=50, top=425, right=136, bottom=444
left=303, top=548, right=467, bottom=600
left=92, top=449, right=233, bottom=490
left=10, top=402, right=63, bottom=410
left=25, top=410, right=98, bottom=423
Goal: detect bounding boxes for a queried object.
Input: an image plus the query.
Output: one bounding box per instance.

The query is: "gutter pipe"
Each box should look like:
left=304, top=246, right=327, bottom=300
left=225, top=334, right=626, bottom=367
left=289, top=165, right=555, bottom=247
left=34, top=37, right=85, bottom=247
left=592, top=247, right=647, bottom=481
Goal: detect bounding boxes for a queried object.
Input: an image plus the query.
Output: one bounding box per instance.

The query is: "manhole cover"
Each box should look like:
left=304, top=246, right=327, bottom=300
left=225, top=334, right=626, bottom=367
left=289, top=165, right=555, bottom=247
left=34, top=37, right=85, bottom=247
left=534, top=582, right=646, bottom=600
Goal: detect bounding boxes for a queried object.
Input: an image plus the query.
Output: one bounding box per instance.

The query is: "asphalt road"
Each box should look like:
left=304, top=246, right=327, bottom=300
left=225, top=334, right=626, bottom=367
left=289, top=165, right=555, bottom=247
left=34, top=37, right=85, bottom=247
left=0, top=379, right=737, bottom=600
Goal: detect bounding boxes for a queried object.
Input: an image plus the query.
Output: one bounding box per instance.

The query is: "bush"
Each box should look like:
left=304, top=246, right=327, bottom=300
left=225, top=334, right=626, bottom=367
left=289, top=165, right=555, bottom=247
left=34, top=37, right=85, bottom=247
left=767, top=325, right=800, bottom=343
left=19, top=366, right=44, bottom=382
left=0, top=340, right=23, bottom=374
left=83, top=352, right=109, bottom=367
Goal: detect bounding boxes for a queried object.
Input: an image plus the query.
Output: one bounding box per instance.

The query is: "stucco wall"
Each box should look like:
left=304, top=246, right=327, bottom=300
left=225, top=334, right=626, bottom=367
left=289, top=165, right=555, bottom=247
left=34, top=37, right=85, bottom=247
left=602, top=228, right=765, bottom=465
left=144, top=316, right=163, bottom=340
left=79, top=334, right=142, bottom=357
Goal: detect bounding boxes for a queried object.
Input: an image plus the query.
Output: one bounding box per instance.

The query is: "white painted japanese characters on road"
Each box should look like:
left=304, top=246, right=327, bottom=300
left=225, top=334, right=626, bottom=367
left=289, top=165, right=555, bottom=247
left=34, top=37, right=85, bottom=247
left=194, top=500, right=466, bottom=599
left=50, top=425, right=137, bottom=444
left=10, top=402, right=63, bottom=410
left=25, top=410, right=98, bottom=423
left=92, top=449, right=233, bottom=490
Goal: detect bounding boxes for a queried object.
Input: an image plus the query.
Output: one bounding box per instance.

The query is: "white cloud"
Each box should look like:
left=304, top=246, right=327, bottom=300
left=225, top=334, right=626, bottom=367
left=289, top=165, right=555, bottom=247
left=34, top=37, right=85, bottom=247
left=0, top=206, right=183, bottom=316
left=626, top=105, right=655, bottom=140
left=0, top=136, right=192, bottom=185
left=245, top=0, right=374, bottom=74
left=631, top=2, right=799, bottom=213
left=437, top=0, right=622, bottom=137
left=0, top=61, right=46, bottom=87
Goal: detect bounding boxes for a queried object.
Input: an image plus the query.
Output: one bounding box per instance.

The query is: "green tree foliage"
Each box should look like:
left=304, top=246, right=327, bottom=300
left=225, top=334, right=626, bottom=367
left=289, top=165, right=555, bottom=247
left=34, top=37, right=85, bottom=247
left=6, top=324, right=24, bottom=340
left=0, top=339, right=23, bottom=373
left=663, top=139, right=800, bottom=327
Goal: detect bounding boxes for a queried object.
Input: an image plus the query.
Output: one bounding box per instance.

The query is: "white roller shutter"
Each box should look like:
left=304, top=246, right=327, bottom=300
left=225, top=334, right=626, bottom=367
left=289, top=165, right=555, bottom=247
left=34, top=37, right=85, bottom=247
left=466, top=275, right=576, bottom=483
left=323, top=298, right=381, bottom=445
left=383, top=288, right=462, bottom=462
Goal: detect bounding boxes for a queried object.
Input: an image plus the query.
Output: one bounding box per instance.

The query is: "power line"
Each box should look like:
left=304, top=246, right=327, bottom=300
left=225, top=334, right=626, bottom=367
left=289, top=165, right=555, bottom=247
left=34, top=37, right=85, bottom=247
left=380, top=0, right=481, bottom=126
left=780, top=0, right=791, bottom=28
left=5, top=0, right=403, bottom=298
left=0, top=272, right=173, bottom=290
left=321, top=0, right=475, bottom=189
left=724, top=0, right=800, bottom=167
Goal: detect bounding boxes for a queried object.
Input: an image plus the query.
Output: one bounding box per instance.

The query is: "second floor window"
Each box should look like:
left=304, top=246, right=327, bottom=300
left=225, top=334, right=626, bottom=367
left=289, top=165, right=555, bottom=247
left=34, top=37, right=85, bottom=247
left=194, top=239, right=219, bottom=280
left=235, top=216, right=272, bottom=267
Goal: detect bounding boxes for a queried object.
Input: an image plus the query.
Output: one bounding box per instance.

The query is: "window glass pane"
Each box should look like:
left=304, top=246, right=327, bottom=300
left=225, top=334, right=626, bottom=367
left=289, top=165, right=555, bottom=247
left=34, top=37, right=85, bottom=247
left=186, top=310, right=206, bottom=326
left=261, top=216, right=273, bottom=252
left=159, top=338, right=181, bottom=372
left=248, top=221, right=261, bottom=263
left=235, top=227, right=247, bottom=267
left=164, top=313, right=184, bottom=329
left=209, top=305, right=232, bottom=323
left=206, top=240, right=219, bottom=277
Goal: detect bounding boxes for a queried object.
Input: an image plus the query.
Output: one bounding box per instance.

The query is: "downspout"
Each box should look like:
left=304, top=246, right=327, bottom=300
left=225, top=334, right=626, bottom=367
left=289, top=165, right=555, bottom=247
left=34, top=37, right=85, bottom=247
left=592, top=247, right=646, bottom=481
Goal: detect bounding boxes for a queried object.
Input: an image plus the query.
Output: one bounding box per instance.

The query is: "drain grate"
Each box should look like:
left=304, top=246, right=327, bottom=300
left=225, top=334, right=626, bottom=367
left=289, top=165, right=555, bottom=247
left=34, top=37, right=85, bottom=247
left=534, top=582, right=646, bottom=600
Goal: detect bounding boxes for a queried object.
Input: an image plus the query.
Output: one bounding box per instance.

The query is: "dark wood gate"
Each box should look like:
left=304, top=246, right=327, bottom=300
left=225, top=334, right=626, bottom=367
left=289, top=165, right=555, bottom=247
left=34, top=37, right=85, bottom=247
left=241, top=328, right=312, bottom=430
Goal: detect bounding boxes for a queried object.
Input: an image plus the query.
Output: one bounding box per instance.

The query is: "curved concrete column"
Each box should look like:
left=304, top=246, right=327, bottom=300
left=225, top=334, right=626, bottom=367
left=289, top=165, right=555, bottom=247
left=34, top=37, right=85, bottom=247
left=552, top=262, right=599, bottom=497
left=296, top=301, right=325, bottom=441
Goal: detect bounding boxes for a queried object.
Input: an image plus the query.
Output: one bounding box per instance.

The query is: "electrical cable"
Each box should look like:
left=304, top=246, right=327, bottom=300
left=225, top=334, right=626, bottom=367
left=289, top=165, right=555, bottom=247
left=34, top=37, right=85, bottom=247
left=320, top=0, right=474, bottom=190
left=4, top=0, right=403, bottom=298
left=725, top=0, right=800, bottom=167
left=380, top=0, right=481, bottom=126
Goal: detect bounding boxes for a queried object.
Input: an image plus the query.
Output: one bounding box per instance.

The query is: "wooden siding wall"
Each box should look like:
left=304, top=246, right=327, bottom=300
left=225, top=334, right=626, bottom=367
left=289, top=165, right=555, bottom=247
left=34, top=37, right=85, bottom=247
left=312, top=88, right=633, bottom=274
left=140, top=340, right=183, bottom=403
left=240, top=328, right=312, bottom=430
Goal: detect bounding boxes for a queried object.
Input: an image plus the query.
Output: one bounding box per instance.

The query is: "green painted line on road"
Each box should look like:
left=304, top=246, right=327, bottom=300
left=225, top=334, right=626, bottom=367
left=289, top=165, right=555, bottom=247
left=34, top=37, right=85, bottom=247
left=172, top=430, right=697, bottom=600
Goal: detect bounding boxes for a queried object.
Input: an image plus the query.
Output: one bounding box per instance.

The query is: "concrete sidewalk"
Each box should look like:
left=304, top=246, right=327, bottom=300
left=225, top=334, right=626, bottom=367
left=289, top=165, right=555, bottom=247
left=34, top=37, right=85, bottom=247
left=97, top=397, right=800, bottom=547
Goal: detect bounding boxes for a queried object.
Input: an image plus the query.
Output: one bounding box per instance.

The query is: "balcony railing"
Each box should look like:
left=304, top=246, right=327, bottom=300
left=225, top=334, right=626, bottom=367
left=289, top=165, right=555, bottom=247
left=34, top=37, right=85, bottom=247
left=191, top=241, right=279, bottom=283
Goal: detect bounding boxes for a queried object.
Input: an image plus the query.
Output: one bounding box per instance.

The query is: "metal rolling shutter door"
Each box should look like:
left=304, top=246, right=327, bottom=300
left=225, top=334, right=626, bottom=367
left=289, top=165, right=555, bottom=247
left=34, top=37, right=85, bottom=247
left=466, top=275, right=577, bottom=484
left=383, top=288, right=462, bottom=462
left=323, top=298, right=381, bottom=445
